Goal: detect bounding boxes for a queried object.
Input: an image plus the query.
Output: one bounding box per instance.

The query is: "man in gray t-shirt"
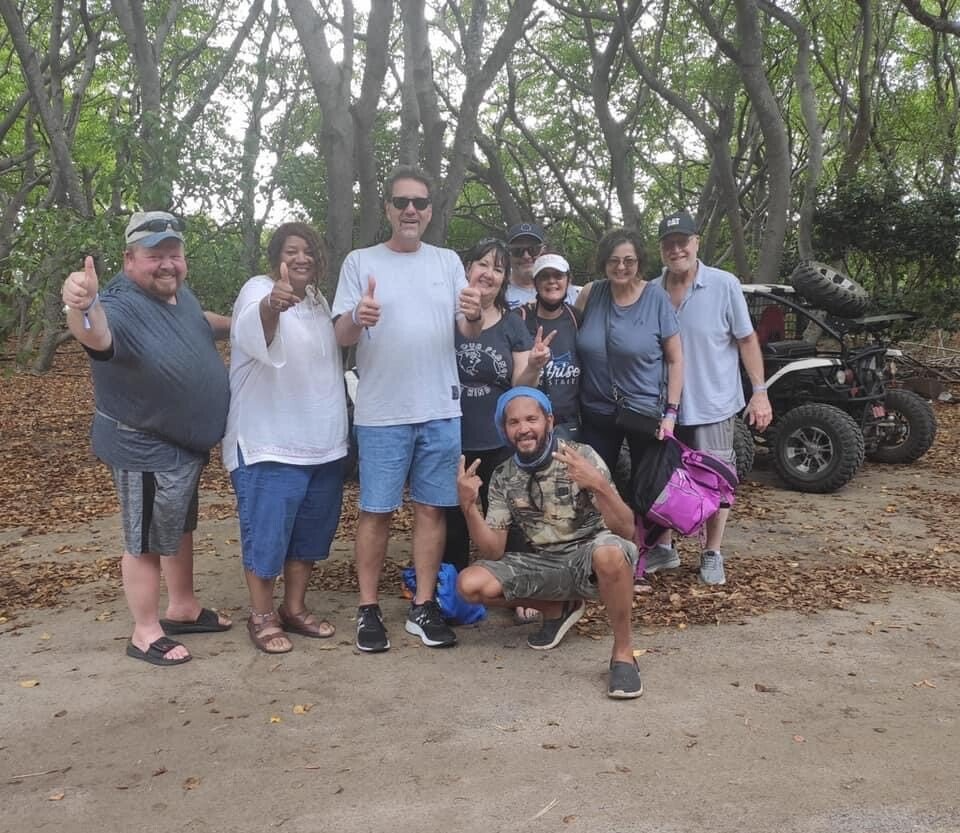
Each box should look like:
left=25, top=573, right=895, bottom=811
left=333, top=165, right=482, bottom=654
left=62, top=211, right=232, bottom=666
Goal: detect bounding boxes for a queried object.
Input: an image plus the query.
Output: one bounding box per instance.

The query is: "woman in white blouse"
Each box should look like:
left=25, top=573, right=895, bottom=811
left=223, top=223, right=348, bottom=653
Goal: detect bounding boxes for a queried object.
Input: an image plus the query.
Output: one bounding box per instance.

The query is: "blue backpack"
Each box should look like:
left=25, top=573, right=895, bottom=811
left=402, top=564, right=487, bottom=625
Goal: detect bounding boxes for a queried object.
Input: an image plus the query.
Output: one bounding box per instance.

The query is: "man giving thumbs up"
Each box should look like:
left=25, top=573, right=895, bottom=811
left=62, top=211, right=232, bottom=666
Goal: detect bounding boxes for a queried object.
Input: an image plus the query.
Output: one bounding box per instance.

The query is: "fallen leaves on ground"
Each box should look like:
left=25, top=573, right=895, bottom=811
left=1, top=342, right=958, bottom=633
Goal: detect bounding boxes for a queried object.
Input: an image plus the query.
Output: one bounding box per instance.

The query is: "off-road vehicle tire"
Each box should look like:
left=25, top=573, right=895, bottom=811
left=790, top=261, right=869, bottom=318
left=771, top=403, right=865, bottom=493
left=732, top=416, right=755, bottom=481
left=866, top=388, right=937, bottom=464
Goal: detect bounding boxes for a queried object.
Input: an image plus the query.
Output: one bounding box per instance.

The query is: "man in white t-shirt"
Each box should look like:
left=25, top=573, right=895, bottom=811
left=505, top=222, right=579, bottom=309
left=333, top=166, right=482, bottom=653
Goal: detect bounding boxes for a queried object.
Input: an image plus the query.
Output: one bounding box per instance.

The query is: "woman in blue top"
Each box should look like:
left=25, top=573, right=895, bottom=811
left=575, top=228, right=684, bottom=482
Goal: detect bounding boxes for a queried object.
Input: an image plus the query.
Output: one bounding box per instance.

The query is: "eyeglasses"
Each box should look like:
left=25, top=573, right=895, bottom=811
left=660, top=236, right=693, bottom=251
left=128, top=216, right=186, bottom=235
left=509, top=244, right=544, bottom=258
left=390, top=196, right=431, bottom=211
left=607, top=256, right=638, bottom=268
left=535, top=270, right=567, bottom=283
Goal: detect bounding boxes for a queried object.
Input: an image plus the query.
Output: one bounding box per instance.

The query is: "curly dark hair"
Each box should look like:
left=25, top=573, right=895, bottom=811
left=265, top=222, right=328, bottom=291
left=464, top=238, right=512, bottom=313
left=595, top=228, right=647, bottom=275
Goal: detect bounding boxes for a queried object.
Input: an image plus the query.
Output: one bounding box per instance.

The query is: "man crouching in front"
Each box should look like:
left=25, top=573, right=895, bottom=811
left=456, top=386, right=642, bottom=699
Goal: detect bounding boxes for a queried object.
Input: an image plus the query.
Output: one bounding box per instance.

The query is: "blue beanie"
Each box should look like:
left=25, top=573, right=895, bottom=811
left=494, top=387, right=552, bottom=445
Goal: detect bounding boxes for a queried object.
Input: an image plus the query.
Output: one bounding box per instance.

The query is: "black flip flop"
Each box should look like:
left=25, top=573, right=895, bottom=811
left=126, top=636, right=192, bottom=666
left=160, top=607, right=231, bottom=635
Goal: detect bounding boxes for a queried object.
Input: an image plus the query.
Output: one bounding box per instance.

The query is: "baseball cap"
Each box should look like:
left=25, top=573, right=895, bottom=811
left=506, top=222, right=545, bottom=244
left=657, top=211, right=698, bottom=240
left=125, top=211, right=185, bottom=248
left=533, top=253, right=571, bottom=280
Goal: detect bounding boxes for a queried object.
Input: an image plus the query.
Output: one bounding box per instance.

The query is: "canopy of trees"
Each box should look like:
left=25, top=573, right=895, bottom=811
left=1, top=0, right=958, bottom=370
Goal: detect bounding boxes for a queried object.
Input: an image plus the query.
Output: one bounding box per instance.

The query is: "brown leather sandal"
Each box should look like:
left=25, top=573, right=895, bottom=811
left=277, top=604, right=336, bottom=639
left=247, top=611, right=293, bottom=653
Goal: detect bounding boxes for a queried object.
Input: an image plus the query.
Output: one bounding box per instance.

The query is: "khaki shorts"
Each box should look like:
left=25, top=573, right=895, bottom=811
left=475, top=532, right=638, bottom=602
left=676, top=416, right=736, bottom=466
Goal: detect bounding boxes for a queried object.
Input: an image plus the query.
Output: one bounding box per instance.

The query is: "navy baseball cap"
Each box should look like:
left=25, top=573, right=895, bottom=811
left=657, top=211, right=698, bottom=240
left=506, top=222, right=545, bottom=243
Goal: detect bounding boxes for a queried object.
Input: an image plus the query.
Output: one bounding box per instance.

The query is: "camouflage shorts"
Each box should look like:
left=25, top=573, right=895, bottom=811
left=475, top=532, right=638, bottom=602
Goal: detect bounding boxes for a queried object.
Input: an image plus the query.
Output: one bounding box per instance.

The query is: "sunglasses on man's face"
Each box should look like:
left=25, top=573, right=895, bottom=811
left=390, top=196, right=431, bottom=211
left=128, top=217, right=186, bottom=235
left=509, top=244, right=543, bottom=259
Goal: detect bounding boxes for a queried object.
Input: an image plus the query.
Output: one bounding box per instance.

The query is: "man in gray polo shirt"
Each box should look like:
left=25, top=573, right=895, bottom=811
left=62, top=211, right=232, bottom=665
left=650, top=211, right=772, bottom=585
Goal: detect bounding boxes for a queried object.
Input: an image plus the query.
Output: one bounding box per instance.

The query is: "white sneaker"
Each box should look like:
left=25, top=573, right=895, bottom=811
left=699, top=550, right=726, bottom=585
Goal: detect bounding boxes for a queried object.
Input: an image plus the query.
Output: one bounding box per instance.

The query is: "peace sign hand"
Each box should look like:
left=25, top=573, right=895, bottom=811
left=553, top=440, right=604, bottom=491
left=529, top=325, right=557, bottom=370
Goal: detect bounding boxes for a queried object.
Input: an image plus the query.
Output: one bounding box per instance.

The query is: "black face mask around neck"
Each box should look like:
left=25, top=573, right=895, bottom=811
left=536, top=295, right=565, bottom=312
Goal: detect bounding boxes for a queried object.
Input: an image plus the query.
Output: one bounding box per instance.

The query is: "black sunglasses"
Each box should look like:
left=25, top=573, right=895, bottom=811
left=509, top=244, right=543, bottom=258
left=128, top=216, right=186, bottom=235
left=390, top=196, right=431, bottom=211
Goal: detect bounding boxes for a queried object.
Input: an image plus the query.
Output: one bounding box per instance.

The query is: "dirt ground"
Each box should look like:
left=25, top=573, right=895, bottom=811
left=2, top=439, right=959, bottom=833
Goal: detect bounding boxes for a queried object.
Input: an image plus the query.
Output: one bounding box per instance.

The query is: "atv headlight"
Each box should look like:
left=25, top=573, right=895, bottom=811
left=835, top=369, right=847, bottom=384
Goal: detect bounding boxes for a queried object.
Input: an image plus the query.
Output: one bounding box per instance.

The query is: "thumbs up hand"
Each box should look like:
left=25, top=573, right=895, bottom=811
left=352, top=275, right=381, bottom=328
left=266, top=262, right=301, bottom=314
left=458, top=285, right=482, bottom=323
left=62, top=255, right=100, bottom=311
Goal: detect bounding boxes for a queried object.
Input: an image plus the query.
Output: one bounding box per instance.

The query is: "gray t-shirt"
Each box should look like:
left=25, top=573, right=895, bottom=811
left=456, top=313, right=533, bottom=451
left=577, top=279, right=680, bottom=416
left=86, top=273, right=230, bottom=470
left=332, top=242, right=466, bottom=426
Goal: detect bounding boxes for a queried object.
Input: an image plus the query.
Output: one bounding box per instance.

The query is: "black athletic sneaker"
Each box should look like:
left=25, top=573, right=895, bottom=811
left=404, top=599, right=457, bottom=648
left=356, top=604, right=390, bottom=653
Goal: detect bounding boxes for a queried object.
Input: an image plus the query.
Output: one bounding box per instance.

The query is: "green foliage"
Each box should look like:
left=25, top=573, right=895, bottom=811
left=813, top=181, right=960, bottom=329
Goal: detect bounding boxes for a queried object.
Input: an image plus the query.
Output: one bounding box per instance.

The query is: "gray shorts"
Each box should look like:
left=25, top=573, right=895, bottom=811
left=475, top=532, right=638, bottom=602
left=111, top=460, right=203, bottom=556
left=676, top=416, right=736, bottom=466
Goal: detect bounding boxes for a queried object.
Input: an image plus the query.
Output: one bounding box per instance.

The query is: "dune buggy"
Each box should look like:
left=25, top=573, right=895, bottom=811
left=740, top=280, right=936, bottom=493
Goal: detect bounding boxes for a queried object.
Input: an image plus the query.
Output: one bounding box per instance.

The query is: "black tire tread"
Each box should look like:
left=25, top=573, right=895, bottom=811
left=733, top=416, right=755, bottom=481
left=866, top=388, right=937, bottom=464
left=790, top=261, right=869, bottom=318
left=772, top=403, right=864, bottom=493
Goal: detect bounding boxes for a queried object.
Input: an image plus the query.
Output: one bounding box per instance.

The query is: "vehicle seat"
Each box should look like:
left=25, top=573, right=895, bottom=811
left=756, top=305, right=786, bottom=348
left=762, top=339, right=817, bottom=359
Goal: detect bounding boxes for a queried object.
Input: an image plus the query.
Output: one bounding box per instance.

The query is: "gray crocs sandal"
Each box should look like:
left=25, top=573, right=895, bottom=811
left=608, top=658, right=643, bottom=699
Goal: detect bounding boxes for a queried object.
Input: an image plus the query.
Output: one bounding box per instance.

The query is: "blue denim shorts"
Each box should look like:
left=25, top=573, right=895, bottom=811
left=231, top=452, right=344, bottom=579
left=355, top=418, right=461, bottom=512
